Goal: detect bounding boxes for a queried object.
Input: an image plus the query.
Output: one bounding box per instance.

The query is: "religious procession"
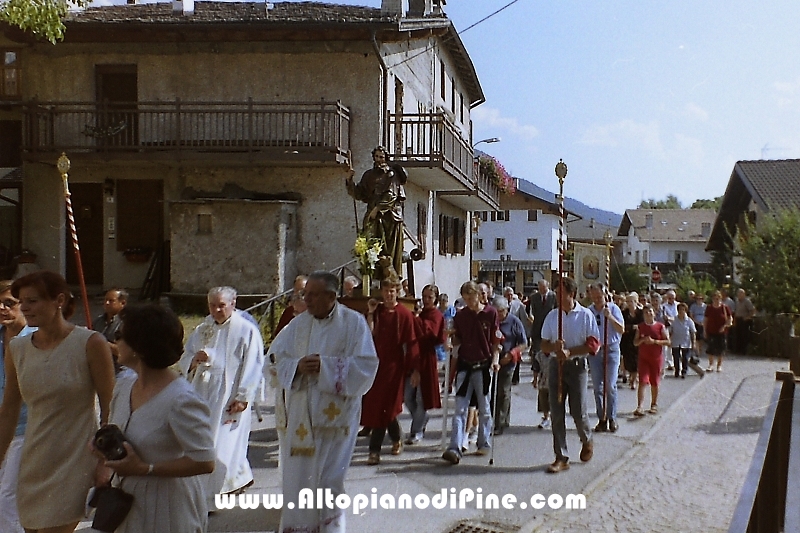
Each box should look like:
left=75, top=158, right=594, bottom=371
left=0, top=143, right=764, bottom=533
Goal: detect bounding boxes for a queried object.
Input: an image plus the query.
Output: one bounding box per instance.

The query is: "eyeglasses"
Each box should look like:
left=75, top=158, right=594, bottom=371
left=0, top=299, right=19, bottom=309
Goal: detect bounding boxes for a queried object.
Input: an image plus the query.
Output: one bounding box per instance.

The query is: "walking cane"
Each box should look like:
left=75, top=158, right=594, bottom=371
left=602, top=303, right=609, bottom=423
left=489, top=367, right=499, bottom=466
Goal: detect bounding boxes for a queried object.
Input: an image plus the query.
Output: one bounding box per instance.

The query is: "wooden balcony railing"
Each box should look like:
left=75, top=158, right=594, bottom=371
left=22, top=99, right=350, bottom=162
left=387, top=112, right=474, bottom=185
left=387, top=111, right=500, bottom=208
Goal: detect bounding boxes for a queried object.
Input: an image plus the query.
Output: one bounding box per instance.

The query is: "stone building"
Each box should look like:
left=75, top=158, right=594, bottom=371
left=0, top=0, right=499, bottom=298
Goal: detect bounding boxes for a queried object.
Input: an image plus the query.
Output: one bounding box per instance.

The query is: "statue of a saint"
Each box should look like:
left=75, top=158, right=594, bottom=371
left=346, top=146, right=408, bottom=279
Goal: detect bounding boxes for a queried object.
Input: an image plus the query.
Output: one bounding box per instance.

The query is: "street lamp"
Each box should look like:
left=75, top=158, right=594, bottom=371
left=472, top=137, right=501, bottom=148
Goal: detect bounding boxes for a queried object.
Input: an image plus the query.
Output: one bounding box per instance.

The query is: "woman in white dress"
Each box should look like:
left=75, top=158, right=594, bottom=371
left=97, top=304, right=216, bottom=533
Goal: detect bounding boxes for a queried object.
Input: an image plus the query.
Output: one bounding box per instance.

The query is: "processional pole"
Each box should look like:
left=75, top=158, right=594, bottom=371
left=554, top=159, right=568, bottom=403
left=603, top=229, right=613, bottom=421
left=57, top=153, right=92, bottom=328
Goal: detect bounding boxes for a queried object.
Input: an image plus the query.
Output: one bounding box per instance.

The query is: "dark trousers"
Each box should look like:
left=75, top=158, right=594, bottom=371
left=369, top=418, right=402, bottom=453
left=735, top=319, right=752, bottom=354
left=672, top=347, right=690, bottom=376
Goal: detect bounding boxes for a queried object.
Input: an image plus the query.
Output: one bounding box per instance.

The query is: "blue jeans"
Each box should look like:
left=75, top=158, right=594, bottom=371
left=447, top=367, right=493, bottom=457
left=404, top=377, right=428, bottom=439
left=549, top=356, right=591, bottom=462
left=587, top=347, right=620, bottom=421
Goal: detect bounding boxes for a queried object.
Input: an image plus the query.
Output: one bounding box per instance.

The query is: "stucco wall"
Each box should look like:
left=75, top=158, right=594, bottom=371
left=170, top=199, right=296, bottom=294
left=21, top=163, right=64, bottom=273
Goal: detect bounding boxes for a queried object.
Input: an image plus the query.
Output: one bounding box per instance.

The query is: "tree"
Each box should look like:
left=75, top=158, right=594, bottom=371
left=664, top=265, right=717, bottom=301
left=690, top=196, right=723, bottom=211
left=638, top=195, right=682, bottom=209
left=610, top=263, right=649, bottom=294
left=1, top=0, right=87, bottom=44
left=737, top=208, right=800, bottom=315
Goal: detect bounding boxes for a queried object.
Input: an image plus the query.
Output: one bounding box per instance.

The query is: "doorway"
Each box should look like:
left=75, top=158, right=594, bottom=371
left=95, top=64, right=138, bottom=147
left=66, top=183, right=104, bottom=285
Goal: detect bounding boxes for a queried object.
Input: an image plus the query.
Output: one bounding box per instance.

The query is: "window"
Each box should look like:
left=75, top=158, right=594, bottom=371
left=527, top=210, right=538, bottom=222
left=450, top=76, right=456, bottom=114
left=495, top=238, right=505, bottom=251
left=701, top=222, right=711, bottom=237
left=635, top=250, right=640, bottom=264
left=438, top=214, right=466, bottom=255
left=495, top=210, right=510, bottom=221
left=475, top=238, right=483, bottom=250
left=481, top=211, right=488, bottom=222
left=440, top=60, right=446, bottom=100
left=527, top=238, right=538, bottom=250
left=674, top=250, right=688, bottom=264
left=417, top=203, right=427, bottom=253
left=2, top=51, right=21, bottom=98
left=643, top=250, right=649, bottom=264
left=490, top=211, right=496, bottom=222
left=459, top=93, right=464, bottom=124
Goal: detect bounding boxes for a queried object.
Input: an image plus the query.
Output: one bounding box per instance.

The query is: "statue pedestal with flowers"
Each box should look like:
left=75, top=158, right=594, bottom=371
left=352, top=233, right=381, bottom=297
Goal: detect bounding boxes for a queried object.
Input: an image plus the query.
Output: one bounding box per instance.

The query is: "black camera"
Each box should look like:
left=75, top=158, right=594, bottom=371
left=94, top=424, right=128, bottom=461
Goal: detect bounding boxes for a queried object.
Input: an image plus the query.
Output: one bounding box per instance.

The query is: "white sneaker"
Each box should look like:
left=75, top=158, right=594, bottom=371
left=538, top=417, right=551, bottom=429
left=468, top=430, right=478, bottom=444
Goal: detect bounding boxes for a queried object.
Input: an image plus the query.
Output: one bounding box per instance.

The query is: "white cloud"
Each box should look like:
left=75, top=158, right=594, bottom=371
left=684, top=102, right=709, bottom=122
left=471, top=107, right=539, bottom=142
left=579, top=119, right=664, bottom=157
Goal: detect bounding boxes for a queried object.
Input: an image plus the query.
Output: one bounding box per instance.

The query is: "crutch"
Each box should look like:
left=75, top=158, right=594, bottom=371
left=489, top=366, right=499, bottom=466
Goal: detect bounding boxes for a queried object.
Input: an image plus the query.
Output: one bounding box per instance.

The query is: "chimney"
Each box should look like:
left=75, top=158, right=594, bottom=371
left=381, top=0, right=404, bottom=17
left=407, top=0, right=432, bottom=17
left=173, top=0, right=194, bottom=15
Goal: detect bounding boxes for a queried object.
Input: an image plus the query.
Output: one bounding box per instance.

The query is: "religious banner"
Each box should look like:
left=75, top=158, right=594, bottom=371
left=573, top=242, right=609, bottom=293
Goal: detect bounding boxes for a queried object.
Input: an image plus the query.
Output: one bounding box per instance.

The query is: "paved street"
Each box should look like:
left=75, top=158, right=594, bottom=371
left=77, top=353, right=778, bottom=533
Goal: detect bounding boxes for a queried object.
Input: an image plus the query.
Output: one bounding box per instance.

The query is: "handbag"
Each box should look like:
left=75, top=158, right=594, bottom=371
left=89, top=474, right=134, bottom=533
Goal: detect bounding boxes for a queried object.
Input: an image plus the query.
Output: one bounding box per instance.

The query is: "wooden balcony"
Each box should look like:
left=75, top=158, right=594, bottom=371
left=21, top=100, right=350, bottom=164
left=386, top=112, right=500, bottom=210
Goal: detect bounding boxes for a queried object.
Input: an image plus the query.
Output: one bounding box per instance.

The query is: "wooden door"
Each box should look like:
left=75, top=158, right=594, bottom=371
left=66, top=183, right=104, bottom=285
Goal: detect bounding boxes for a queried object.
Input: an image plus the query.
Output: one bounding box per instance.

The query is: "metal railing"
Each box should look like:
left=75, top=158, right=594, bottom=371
left=22, top=99, right=350, bottom=159
left=729, top=370, right=800, bottom=533
left=244, top=259, right=360, bottom=345
left=386, top=111, right=473, bottom=185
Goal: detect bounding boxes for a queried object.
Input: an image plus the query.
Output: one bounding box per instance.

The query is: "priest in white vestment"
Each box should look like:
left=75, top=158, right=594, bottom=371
left=180, top=286, right=265, bottom=496
left=269, top=271, right=378, bottom=533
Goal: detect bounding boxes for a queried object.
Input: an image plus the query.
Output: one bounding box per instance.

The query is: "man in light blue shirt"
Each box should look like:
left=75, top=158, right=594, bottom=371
left=587, top=283, right=624, bottom=433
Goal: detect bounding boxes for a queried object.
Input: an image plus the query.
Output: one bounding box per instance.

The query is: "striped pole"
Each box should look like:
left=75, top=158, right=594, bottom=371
left=57, top=153, right=92, bottom=327
left=554, top=159, right=568, bottom=403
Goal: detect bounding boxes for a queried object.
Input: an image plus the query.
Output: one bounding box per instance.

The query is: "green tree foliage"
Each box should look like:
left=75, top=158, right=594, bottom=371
left=638, top=194, right=683, bottom=209
left=737, top=208, right=800, bottom=315
left=1, top=0, right=87, bottom=44
left=610, top=263, right=649, bottom=294
left=690, top=196, right=723, bottom=211
left=664, top=265, right=717, bottom=301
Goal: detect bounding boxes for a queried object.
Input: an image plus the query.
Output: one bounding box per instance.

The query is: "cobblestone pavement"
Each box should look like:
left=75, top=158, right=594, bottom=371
left=527, top=354, right=779, bottom=533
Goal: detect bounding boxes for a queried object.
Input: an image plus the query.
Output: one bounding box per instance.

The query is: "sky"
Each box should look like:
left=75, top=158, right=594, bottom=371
left=92, top=0, right=800, bottom=215
left=319, top=0, right=800, bottom=215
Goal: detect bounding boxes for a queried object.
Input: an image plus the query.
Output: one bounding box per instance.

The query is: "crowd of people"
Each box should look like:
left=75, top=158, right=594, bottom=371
left=0, top=266, right=759, bottom=533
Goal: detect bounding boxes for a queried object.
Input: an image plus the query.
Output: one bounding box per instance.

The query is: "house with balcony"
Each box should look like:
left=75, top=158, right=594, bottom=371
left=617, top=208, right=716, bottom=281
left=472, top=178, right=577, bottom=295
left=0, top=0, right=499, bottom=299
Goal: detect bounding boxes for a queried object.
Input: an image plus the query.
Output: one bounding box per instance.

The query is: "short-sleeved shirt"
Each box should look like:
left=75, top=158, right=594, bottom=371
left=705, top=304, right=730, bottom=336
left=453, top=304, right=501, bottom=364
left=735, top=298, right=755, bottom=319
left=541, top=301, right=600, bottom=354
left=0, top=324, right=36, bottom=436
left=588, top=302, right=624, bottom=347
left=689, top=302, right=706, bottom=324
left=670, top=316, right=696, bottom=348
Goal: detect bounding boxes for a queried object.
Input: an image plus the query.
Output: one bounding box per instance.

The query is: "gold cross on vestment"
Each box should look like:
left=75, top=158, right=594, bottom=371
left=323, top=401, right=342, bottom=421
left=295, top=423, right=309, bottom=441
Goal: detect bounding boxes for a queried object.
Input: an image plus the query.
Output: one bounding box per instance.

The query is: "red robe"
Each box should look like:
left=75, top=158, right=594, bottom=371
left=360, top=303, right=418, bottom=428
left=414, top=307, right=445, bottom=410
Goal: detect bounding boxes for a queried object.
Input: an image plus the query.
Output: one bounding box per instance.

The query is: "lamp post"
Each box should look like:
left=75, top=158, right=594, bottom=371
left=57, top=153, right=92, bottom=327
left=472, top=137, right=501, bottom=148
left=554, top=159, right=568, bottom=403
left=604, top=229, right=613, bottom=292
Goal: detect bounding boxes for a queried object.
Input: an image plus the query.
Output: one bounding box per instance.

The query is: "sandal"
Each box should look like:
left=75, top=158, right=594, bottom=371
left=648, top=405, right=658, bottom=414
left=633, top=408, right=646, bottom=417
left=367, top=452, right=380, bottom=465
